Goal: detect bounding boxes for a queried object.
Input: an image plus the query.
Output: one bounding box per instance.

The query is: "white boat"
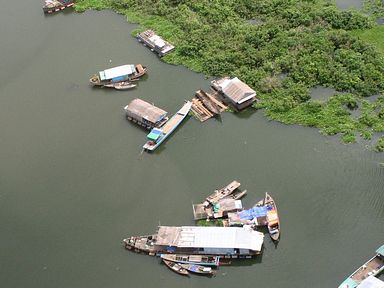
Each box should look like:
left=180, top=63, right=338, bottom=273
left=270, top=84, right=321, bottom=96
left=143, top=101, right=192, bottom=151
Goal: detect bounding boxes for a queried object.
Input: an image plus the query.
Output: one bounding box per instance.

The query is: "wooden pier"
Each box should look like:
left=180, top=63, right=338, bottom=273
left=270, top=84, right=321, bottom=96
left=191, top=89, right=227, bottom=122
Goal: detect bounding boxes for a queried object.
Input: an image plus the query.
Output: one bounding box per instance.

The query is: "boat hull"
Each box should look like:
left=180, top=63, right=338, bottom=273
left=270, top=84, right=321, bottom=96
left=143, top=101, right=192, bottom=151
left=162, top=259, right=189, bottom=276
left=160, top=254, right=220, bottom=267
left=265, top=192, right=280, bottom=241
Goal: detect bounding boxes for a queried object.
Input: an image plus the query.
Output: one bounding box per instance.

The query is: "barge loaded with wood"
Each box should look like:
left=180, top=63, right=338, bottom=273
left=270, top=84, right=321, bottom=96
left=89, top=64, right=146, bottom=88
left=137, top=30, right=175, bottom=57
left=143, top=101, right=192, bottom=152
left=43, top=0, right=74, bottom=14
left=338, top=245, right=384, bottom=288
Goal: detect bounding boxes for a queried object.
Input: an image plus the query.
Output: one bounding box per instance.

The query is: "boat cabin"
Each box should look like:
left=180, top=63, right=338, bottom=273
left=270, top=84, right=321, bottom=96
left=124, top=99, right=168, bottom=130
left=146, top=128, right=163, bottom=143
left=211, top=77, right=257, bottom=110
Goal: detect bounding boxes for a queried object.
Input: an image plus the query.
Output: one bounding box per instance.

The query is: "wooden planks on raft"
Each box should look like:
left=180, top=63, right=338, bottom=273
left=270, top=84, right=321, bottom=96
left=191, top=89, right=227, bottom=122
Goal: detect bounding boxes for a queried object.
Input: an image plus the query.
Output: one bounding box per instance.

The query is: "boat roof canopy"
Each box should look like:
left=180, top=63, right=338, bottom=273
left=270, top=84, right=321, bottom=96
left=99, top=64, right=135, bottom=81
left=147, top=128, right=162, bottom=141
left=156, top=226, right=264, bottom=252
left=358, top=276, right=384, bottom=288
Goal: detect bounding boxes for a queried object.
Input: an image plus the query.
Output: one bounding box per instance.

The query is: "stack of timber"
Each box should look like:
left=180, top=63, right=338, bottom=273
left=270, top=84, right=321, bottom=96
left=191, top=89, right=227, bottom=122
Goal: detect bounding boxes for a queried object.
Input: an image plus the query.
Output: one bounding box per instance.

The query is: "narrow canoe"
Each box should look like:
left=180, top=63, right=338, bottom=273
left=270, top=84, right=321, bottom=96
left=162, top=259, right=189, bottom=276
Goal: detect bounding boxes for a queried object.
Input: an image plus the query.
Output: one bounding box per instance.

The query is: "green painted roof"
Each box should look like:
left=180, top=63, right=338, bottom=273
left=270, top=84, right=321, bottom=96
left=339, top=278, right=358, bottom=288
left=376, top=244, right=384, bottom=256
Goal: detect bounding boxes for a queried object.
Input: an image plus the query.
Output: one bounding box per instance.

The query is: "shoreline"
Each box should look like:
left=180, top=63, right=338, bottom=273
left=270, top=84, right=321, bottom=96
left=74, top=0, right=384, bottom=151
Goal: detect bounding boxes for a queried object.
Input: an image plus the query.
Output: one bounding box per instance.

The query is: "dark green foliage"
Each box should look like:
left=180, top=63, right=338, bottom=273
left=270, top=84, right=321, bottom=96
left=76, top=0, right=384, bottom=149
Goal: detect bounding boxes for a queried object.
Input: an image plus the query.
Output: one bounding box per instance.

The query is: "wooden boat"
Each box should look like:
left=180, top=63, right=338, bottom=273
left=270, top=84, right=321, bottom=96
left=160, top=254, right=220, bottom=267
left=180, top=263, right=214, bottom=276
left=103, top=81, right=136, bottom=90
left=203, top=180, right=241, bottom=207
left=89, top=64, right=147, bottom=87
left=338, top=245, right=384, bottom=288
left=143, top=101, right=192, bottom=151
left=43, top=0, right=74, bottom=13
left=195, top=89, right=220, bottom=115
left=123, top=235, right=157, bottom=255
left=264, top=192, right=280, bottom=241
left=162, top=259, right=189, bottom=276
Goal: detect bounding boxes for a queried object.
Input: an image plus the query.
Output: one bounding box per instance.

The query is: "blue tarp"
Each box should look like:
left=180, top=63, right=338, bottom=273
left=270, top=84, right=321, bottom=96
left=238, top=206, right=268, bottom=220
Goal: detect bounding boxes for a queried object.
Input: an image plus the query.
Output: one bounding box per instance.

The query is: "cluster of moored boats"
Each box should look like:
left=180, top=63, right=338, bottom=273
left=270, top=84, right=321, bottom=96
left=123, top=181, right=280, bottom=276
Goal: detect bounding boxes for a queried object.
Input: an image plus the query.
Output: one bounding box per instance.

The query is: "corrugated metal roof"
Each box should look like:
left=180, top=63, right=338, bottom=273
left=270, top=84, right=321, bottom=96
left=156, top=226, right=264, bottom=252
left=125, top=99, right=167, bottom=124
left=221, top=77, right=256, bottom=104
left=99, top=64, right=135, bottom=81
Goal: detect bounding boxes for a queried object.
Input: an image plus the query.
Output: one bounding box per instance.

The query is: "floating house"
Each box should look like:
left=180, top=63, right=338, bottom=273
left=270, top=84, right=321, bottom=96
left=124, top=98, right=168, bottom=130
left=124, top=226, right=264, bottom=258
left=137, top=30, right=175, bottom=57
left=211, top=77, right=257, bottom=110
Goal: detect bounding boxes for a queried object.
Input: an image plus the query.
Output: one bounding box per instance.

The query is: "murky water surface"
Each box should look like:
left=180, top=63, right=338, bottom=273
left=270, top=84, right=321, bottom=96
left=0, top=2, right=383, bottom=288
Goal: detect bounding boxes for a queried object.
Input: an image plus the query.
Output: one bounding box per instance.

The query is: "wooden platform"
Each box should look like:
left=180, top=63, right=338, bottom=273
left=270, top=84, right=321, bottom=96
left=191, top=89, right=227, bottom=122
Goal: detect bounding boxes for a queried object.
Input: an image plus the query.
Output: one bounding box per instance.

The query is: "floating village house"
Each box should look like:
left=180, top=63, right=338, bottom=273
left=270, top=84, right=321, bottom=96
left=124, top=226, right=264, bottom=257
left=124, top=98, right=168, bottom=129
left=137, top=30, right=175, bottom=57
left=211, top=77, right=257, bottom=110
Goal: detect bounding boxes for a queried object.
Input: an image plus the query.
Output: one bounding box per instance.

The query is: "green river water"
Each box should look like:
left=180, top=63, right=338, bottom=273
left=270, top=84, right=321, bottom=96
left=0, top=1, right=383, bottom=287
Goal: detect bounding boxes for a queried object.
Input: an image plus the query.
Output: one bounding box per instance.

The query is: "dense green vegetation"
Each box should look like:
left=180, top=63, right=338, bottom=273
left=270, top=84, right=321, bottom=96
left=76, top=0, right=384, bottom=150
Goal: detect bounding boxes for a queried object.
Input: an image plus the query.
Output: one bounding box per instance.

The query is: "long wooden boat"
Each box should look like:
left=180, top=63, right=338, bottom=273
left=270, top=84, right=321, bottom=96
left=180, top=263, right=214, bottom=276
left=264, top=192, right=280, bottom=241
left=104, top=81, right=136, bottom=90
left=143, top=101, right=192, bottom=151
left=162, top=259, right=189, bottom=276
left=43, top=0, right=74, bottom=13
left=160, top=254, right=220, bottom=267
left=203, top=180, right=241, bottom=207
left=89, top=64, right=146, bottom=87
left=338, top=245, right=384, bottom=288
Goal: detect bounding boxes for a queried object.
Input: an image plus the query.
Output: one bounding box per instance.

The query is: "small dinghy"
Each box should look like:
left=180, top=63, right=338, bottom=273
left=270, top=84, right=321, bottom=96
left=104, top=81, right=136, bottom=90
left=180, top=263, right=215, bottom=276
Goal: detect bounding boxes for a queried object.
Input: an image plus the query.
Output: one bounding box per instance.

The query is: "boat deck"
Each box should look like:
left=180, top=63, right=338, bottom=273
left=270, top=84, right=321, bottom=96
left=162, top=113, right=185, bottom=134
left=351, top=255, right=384, bottom=282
